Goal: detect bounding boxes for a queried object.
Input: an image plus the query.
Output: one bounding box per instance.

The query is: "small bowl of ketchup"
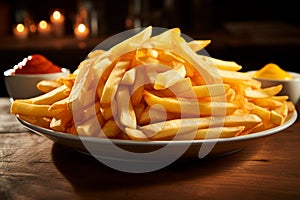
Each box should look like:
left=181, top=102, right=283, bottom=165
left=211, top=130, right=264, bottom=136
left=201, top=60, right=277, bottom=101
left=4, top=54, right=70, bottom=99
left=248, top=63, right=300, bottom=104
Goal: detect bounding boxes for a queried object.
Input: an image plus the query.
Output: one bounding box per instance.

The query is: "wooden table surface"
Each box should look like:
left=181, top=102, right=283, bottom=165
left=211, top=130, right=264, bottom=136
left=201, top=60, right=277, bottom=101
left=1, top=97, right=300, bottom=200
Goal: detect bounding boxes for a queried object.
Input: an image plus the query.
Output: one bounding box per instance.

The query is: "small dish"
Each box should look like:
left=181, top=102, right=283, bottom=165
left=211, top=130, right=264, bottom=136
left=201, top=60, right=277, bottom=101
left=4, top=68, right=70, bottom=99
left=248, top=71, right=300, bottom=104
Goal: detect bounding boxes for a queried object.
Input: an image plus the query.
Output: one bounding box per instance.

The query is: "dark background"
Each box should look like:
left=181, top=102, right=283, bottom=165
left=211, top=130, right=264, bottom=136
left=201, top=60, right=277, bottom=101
left=1, top=0, right=299, bottom=96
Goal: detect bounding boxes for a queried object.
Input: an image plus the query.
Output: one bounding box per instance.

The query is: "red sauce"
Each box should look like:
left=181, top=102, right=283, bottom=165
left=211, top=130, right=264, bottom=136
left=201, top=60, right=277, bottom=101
left=12, top=54, right=62, bottom=74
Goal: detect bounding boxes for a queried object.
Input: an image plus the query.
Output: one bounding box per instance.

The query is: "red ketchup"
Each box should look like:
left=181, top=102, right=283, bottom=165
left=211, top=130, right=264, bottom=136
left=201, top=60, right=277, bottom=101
left=12, top=54, right=62, bottom=74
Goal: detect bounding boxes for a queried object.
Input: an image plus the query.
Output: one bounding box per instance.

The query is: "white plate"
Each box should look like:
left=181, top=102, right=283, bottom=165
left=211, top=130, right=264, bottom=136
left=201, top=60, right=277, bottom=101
left=17, top=111, right=297, bottom=161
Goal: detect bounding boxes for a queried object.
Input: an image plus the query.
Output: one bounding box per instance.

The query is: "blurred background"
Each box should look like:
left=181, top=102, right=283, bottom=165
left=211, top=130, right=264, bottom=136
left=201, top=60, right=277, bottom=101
left=1, top=0, right=299, bottom=96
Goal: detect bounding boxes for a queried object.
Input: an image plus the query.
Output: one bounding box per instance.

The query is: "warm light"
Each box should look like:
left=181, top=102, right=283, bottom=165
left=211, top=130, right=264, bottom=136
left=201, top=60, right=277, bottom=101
left=74, top=23, right=89, bottom=40
left=29, top=24, right=37, bottom=33
left=16, top=24, right=25, bottom=32
left=39, top=20, right=48, bottom=30
left=13, top=23, right=28, bottom=39
left=38, top=20, right=51, bottom=36
left=77, top=23, right=87, bottom=33
left=53, top=11, right=62, bottom=21
left=50, top=10, right=65, bottom=36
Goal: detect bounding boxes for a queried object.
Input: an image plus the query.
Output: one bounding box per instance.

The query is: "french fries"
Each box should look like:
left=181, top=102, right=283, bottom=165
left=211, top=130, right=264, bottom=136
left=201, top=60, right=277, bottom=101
left=10, top=26, right=296, bottom=141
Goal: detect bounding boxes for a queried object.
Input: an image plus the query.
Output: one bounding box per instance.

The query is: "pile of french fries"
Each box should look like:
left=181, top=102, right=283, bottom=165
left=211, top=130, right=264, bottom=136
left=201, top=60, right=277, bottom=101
left=11, top=27, right=295, bottom=141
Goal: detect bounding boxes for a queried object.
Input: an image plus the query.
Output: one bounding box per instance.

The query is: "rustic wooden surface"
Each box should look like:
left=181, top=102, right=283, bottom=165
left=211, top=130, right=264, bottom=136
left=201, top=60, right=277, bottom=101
left=1, top=98, right=300, bottom=200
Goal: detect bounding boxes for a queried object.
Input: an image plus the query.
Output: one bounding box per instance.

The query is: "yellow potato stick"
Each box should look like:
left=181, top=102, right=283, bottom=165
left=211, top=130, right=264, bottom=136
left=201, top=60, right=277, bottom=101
left=251, top=105, right=271, bottom=121
left=130, top=68, right=145, bottom=105
left=100, top=119, right=122, bottom=138
left=138, top=105, right=181, bottom=125
left=100, top=104, right=114, bottom=120
left=245, top=85, right=282, bottom=98
left=120, top=68, right=136, bottom=85
left=141, top=114, right=261, bottom=139
left=287, top=101, right=296, bottom=112
left=133, top=102, right=146, bottom=121
left=110, top=26, right=152, bottom=61
left=169, top=126, right=245, bottom=140
left=144, top=90, right=238, bottom=116
left=180, top=84, right=229, bottom=99
left=88, top=49, right=106, bottom=58
left=116, top=86, right=137, bottom=129
left=154, top=64, right=186, bottom=90
left=100, top=60, right=130, bottom=104
left=271, top=110, right=284, bottom=126
left=271, top=96, right=289, bottom=101
left=252, top=98, right=284, bottom=109
left=125, top=127, right=149, bottom=141
left=31, top=85, right=70, bottom=105
left=187, top=40, right=211, bottom=52
left=274, top=101, right=288, bottom=118
left=157, top=50, right=186, bottom=64
left=19, top=115, right=51, bottom=128
left=219, top=69, right=251, bottom=82
left=37, top=80, right=63, bottom=93
left=11, top=101, right=52, bottom=117
left=201, top=56, right=242, bottom=71
left=50, top=109, right=73, bottom=132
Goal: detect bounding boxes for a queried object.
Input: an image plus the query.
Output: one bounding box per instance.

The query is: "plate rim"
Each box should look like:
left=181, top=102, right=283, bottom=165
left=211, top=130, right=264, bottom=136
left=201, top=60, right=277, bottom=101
left=16, top=110, right=298, bottom=146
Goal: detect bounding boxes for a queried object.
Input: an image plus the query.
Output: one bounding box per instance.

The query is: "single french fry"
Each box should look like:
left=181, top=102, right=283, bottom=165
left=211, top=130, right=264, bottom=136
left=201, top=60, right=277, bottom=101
left=180, top=84, right=229, bottom=99
left=154, top=62, right=186, bottom=90
left=188, top=40, right=211, bottom=52
left=200, top=56, right=242, bottom=71
left=11, top=101, right=52, bottom=117
left=138, top=105, right=181, bottom=125
left=245, top=85, right=282, bottom=99
left=116, top=85, right=137, bottom=129
left=37, top=80, right=63, bottom=93
left=100, top=119, right=122, bottom=138
left=125, top=127, right=149, bottom=141
left=251, top=105, right=271, bottom=121
left=144, top=90, right=238, bottom=116
left=100, top=61, right=130, bottom=104
left=170, top=126, right=245, bottom=140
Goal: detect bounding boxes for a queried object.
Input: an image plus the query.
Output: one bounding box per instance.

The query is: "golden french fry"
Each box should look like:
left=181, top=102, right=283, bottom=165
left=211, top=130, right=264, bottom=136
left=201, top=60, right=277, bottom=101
left=88, top=49, right=106, bottom=58
left=219, top=69, right=251, bottom=82
left=141, top=114, right=261, bottom=139
left=188, top=40, right=211, bottom=52
left=37, top=80, right=63, bottom=93
left=251, top=98, right=284, bottom=109
left=11, top=101, right=52, bottom=117
left=271, top=110, right=284, bottom=126
left=120, top=68, right=136, bottom=85
left=100, top=61, right=130, bottom=104
left=245, top=85, right=282, bottom=99
left=100, top=119, right=122, bottom=138
left=180, top=84, right=229, bottom=99
left=201, top=56, right=242, bottom=71
left=19, top=115, right=51, bottom=128
left=154, top=62, right=186, bottom=90
left=50, top=109, right=73, bottom=132
left=125, top=127, right=149, bottom=141
left=116, top=85, right=137, bottom=129
left=144, top=90, right=238, bottom=116
left=138, top=105, right=181, bottom=125
left=251, top=104, right=271, bottom=121
left=169, top=126, right=245, bottom=140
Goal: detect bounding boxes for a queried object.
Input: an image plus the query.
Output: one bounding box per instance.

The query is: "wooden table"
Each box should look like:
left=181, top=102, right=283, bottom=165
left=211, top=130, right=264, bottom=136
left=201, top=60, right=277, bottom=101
left=1, top=97, right=300, bottom=200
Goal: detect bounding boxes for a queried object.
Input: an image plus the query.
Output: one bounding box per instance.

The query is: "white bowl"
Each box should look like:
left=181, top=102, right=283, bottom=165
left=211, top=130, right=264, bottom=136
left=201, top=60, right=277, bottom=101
left=4, top=68, right=70, bottom=99
left=248, top=71, right=300, bottom=104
